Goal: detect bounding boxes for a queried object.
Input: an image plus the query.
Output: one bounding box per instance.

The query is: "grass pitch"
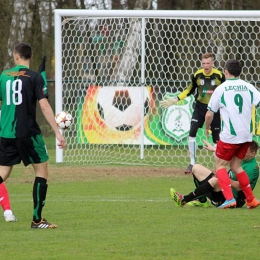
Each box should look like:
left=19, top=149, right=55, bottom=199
left=1, top=138, right=260, bottom=259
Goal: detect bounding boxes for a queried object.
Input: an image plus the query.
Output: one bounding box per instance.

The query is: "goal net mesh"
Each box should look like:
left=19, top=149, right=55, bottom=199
left=57, top=13, right=260, bottom=167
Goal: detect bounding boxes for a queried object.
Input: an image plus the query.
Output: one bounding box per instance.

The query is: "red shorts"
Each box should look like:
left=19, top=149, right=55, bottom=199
left=215, top=140, right=250, bottom=161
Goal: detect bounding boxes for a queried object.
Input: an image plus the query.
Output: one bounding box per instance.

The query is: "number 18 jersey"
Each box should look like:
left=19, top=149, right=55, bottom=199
left=207, top=78, right=260, bottom=144
left=0, top=65, right=48, bottom=138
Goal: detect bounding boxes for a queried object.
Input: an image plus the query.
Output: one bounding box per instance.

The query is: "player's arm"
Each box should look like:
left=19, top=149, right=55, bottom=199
left=234, top=162, right=259, bottom=208
left=177, top=76, right=197, bottom=100
left=39, top=98, right=66, bottom=150
left=227, top=169, right=241, bottom=190
left=205, top=109, right=214, bottom=138
left=230, top=180, right=241, bottom=190
left=160, top=75, right=197, bottom=108
left=202, top=140, right=216, bottom=152
left=34, top=74, right=66, bottom=149
left=229, top=161, right=259, bottom=191
left=159, top=96, right=179, bottom=108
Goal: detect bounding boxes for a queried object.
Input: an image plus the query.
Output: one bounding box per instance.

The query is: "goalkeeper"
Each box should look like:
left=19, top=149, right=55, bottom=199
left=160, top=53, right=225, bottom=174
left=170, top=140, right=259, bottom=208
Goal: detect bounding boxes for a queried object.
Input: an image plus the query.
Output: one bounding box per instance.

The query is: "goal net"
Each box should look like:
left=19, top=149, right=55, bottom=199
left=54, top=10, right=260, bottom=167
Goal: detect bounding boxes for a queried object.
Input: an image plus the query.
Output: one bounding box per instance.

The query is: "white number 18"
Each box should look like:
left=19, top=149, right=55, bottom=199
left=6, top=79, right=23, bottom=105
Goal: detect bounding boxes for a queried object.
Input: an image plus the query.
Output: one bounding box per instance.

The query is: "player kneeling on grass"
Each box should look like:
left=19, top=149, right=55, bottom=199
left=170, top=140, right=259, bottom=209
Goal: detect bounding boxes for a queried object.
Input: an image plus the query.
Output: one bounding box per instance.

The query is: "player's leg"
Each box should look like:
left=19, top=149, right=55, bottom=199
left=192, top=164, right=213, bottom=181
left=185, top=177, right=222, bottom=207
left=0, top=138, right=18, bottom=221
left=18, top=135, right=57, bottom=228
left=231, top=143, right=259, bottom=209
left=0, top=138, right=17, bottom=181
left=209, top=190, right=226, bottom=207
left=185, top=123, right=200, bottom=174
left=210, top=111, right=220, bottom=163
left=31, top=162, right=51, bottom=223
left=211, top=110, right=220, bottom=144
left=215, top=140, right=237, bottom=208
left=0, top=183, right=17, bottom=222
left=31, top=167, right=57, bottom=228
left=170, top=173, right=215, bottom=207
left=189, top=164, right=213, bottom=205
left=185, top=103, right=205, bottom=174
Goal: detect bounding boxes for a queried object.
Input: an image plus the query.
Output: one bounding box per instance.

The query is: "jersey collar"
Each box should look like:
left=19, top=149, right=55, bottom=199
left=15, top=65, right=29, bottom=69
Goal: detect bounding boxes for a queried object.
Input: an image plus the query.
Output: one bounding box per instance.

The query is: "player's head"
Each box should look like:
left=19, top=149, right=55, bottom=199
left=13, top=42, right=32, bottom=63
left=201, top=53, right=214, bottom=74
left=243, top=140, right=259, bottom=161
left=224, top=59, right=242, bottom=78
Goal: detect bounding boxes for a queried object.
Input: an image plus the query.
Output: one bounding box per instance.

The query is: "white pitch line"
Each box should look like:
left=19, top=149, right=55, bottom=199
left=9, top=195, right=169, bottom=202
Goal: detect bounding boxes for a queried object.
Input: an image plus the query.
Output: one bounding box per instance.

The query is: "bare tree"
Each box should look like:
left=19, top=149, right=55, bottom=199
left=29, top=0, right=43, bottom=69
left=112, top=0, right=123, bottom=9
left=157, top=0, right=183, bottom=10
left=0, top=0, right=14, bottom=72
left=209, top=0, right=222, bottom=9
left=56, top=0, right=78, bottom=9
left=134, top=0, right=152, bottom=9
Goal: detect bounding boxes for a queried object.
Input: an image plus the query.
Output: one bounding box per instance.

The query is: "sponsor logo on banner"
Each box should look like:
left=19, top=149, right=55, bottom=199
left=161, top=93, right=194, bottom=142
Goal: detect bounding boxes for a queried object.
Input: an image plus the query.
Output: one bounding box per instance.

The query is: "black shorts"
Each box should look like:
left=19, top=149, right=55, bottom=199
left=0, top=134, right=49, bottom=166
left=207, top=191, right=226, bottom=207
left=191, top=101, right=220, bottom=131
left=199, top=172, right=225, bottom=207
left=209, top=190, right=245, bottom=208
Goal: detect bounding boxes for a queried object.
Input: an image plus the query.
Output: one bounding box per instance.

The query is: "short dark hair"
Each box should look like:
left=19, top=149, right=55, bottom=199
left=249, top=140, right=259, bottom=154
left=224, top=59, right=242, bottom=77
left=13, top=42, right=32, bottom=60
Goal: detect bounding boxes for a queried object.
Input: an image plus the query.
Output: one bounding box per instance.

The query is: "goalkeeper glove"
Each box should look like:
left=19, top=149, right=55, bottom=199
left=159, top=96, right=179, bottom=108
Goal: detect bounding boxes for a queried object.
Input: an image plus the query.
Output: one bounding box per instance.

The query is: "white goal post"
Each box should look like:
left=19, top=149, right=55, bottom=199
left=54, top=9, right=260, bottom=167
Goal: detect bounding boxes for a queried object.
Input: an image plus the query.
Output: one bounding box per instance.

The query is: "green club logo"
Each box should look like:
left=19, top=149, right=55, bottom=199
left=161, top=93, right=194, bottom=142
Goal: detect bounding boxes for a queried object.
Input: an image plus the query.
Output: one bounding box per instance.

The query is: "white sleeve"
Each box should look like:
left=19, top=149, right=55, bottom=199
left=252, top=86, right=260, bottom=106
left=208, top=90, right=220, bottom=113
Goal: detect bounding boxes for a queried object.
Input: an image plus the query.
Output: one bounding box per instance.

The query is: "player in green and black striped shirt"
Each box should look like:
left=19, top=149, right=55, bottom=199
left=0, top=42, right=66, bottom=228
left=170, top=140, right=259, bottom=208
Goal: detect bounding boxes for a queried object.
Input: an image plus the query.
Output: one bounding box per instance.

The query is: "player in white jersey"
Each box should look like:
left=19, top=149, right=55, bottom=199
left=205, top=59, right=260, bottom=209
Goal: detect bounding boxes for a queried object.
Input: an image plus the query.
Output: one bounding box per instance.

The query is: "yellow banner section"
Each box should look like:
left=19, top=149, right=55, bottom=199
left=252, top=106, right=255, bottom=135
left=252, top=106, right=260, bottom=136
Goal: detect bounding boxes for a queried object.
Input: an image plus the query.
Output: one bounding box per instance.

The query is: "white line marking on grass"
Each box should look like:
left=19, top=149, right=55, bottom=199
left=10, top=195, right=169, bottom=202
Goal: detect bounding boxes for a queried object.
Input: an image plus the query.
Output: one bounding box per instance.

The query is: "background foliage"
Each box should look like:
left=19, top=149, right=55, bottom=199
left=1, top=0, right=260, bottom=128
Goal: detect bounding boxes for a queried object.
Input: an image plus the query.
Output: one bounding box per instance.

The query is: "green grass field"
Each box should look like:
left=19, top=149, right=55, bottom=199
left=1, top=138, right=260, bottom=259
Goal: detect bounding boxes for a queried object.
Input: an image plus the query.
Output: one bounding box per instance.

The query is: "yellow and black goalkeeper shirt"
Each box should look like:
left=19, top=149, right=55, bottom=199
left=177, top=68, right=225, bottom=104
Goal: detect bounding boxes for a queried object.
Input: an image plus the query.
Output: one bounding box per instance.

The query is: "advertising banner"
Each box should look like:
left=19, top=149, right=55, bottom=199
left=77, top=86, right=259, bottom=145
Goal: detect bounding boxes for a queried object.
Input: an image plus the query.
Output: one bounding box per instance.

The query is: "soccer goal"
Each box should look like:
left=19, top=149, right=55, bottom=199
left=54, top=9, right=260, bottom=166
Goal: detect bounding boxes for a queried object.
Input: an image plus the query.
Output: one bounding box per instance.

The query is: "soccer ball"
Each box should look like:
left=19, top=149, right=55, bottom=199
left=96, top=87, right=150, bottom=131
left=55, top=111, right=73, bottom=129
left=174, top=120, right=182, bottom=131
